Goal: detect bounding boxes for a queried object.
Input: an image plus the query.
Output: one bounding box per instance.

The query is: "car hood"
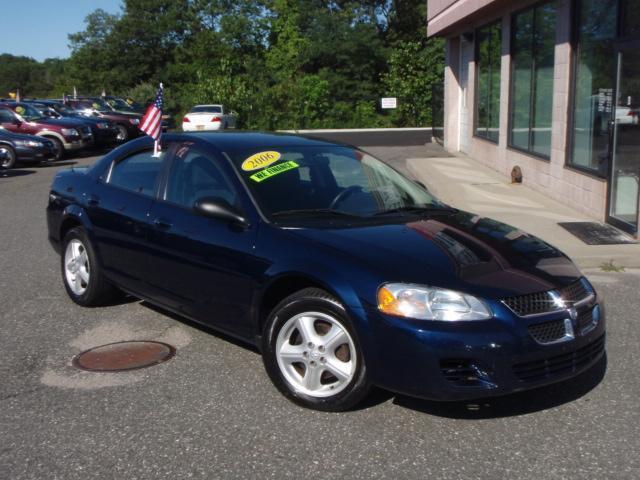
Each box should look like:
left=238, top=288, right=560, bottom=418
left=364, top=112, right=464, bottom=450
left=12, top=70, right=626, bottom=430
left=0, top=129, right=50, bottom=143
left=102, top=111, right=141, bottom=120
left=286, top=210, right=582, bottom=299
left=38, top=117, right=89, bottom=128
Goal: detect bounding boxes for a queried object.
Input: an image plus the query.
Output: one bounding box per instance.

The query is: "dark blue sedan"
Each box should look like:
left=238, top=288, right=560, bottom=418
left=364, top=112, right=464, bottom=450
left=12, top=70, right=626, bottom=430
left=46, top=133, right=606, bottom=411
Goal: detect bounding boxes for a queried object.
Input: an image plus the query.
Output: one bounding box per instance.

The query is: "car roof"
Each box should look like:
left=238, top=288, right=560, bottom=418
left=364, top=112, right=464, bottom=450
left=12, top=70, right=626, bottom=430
left=175, top=131, right=351, bottom=151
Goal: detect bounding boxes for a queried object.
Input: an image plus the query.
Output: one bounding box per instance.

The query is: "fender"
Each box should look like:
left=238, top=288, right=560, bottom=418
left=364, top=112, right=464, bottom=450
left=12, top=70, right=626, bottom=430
left=37, top=130, right=68, bottom=147
left=58, top=204, right=103, bottom=262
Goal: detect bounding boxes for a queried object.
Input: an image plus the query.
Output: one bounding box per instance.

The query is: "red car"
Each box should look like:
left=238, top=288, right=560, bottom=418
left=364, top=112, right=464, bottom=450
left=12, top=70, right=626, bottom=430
left=64, top=98, right=143, bottom=142
left=0, top=103, right=93, bottom=159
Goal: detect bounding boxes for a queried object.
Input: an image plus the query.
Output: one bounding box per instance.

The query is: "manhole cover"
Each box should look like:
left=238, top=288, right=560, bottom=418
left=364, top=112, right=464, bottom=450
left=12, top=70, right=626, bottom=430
left=73, top=341, right=175, bottom=372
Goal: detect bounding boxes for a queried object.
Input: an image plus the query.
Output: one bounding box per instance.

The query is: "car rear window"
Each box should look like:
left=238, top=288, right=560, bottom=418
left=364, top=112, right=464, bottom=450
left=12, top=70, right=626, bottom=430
left=190, top=106, right=222, bottom=113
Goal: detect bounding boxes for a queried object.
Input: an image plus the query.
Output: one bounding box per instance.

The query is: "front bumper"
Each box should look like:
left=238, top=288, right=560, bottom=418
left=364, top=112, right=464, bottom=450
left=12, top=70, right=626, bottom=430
left=63, top=136, right=93, bottom=151
left=359, top=299, right=606, bottom=401
left=15, top=144, right=57, bottom=163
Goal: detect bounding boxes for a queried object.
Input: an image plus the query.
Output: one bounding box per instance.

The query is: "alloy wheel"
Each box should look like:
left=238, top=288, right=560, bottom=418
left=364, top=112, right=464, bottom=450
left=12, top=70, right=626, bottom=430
left=64, top=239, right=90, bottom=295
left=275, top=311, right=356, bottom=397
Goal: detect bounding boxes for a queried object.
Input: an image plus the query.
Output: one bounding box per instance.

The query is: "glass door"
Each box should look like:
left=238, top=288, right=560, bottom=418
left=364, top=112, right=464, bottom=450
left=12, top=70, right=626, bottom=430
left=608, top=45, right=640, bottom=234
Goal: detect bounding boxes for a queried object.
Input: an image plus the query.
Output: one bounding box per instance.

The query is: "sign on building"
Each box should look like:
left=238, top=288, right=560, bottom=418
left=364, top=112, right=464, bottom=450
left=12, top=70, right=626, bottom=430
left=381, top=97, right=397, bottom=109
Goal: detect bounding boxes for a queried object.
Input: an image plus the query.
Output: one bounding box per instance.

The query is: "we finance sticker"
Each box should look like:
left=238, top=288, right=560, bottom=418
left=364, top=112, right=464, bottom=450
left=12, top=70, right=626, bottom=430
left=250, top=161, right=299, bottom=183
left=241, top=151, right=281, bottom=171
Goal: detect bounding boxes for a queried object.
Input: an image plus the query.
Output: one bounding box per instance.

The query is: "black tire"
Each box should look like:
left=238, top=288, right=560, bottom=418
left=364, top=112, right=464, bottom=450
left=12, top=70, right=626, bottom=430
left=61, top=227, right=118, bottom=306
left=115, top=124, right=129, bottom=142
left=46, top=137, right=65, bottom=160
left=262, top=287, right=370, bottom=411
left=0, top=144, right=16, bottom=169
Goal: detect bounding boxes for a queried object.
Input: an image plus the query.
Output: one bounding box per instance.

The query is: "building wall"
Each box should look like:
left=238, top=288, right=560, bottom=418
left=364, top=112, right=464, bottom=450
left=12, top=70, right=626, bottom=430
left=434, top=0, right=608, bottom=220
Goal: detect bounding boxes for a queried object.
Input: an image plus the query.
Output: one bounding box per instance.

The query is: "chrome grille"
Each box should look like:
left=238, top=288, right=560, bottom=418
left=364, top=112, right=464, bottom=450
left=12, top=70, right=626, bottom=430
left=502, top=278, right=592, bottom=317
left=528, top=319, right=567, bottom=344
left=559, top=280, right=589, bottom=303
left=502, top=291, right=558, bottom=317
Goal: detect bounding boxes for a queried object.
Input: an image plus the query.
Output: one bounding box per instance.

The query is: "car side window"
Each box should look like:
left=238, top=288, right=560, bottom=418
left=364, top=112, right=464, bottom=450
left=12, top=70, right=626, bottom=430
left=165, top=145, right=237, bottom=208
left=0, top=109, right=15, bottom=122
left=108, top=150, right=164, bottom=196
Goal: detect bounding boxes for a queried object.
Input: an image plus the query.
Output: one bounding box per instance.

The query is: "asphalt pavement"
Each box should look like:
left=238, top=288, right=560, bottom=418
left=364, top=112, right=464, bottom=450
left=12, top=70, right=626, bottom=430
left=1, top=145, right=639, bottom=479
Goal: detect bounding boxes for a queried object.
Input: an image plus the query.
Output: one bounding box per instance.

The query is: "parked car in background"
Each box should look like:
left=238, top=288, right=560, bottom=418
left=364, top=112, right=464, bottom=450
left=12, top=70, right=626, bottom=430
left=27, top=101, right=119, bottom=147
left=47, top=132, right=605, bottom=411
left=102, top=96, right=175, bottom=132
left=182, top=105, right=237, bottom=131
left=0, top=126, right=57, bottom=169
left=0, top=103, right=93, bottom=160
left=64, top=98, right=143, bottom=143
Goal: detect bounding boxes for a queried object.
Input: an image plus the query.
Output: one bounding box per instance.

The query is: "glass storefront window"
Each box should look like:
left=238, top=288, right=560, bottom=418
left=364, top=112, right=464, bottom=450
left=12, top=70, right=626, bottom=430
left=475, top=21, right=502, bottom=143
left=509, top=1, right=557, bottom=158
left=569, top=0, right=618, bottom=175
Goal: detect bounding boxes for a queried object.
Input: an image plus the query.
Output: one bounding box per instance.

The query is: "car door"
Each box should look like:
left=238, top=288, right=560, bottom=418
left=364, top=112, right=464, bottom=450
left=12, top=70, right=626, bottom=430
left=144, top=140, right=259, bottom=337
left=0, top=109, right=24, bottom=134
left=87, top=147, right=167, bottom=295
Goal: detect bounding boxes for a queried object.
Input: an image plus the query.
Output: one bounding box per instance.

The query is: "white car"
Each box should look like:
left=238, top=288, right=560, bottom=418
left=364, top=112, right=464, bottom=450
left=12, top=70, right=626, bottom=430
left=182, top=105, right=238, bottom=131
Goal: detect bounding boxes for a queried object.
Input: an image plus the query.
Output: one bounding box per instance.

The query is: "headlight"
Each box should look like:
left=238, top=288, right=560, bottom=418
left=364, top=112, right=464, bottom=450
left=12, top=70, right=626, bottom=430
left=61, top=128, right=79, bottom=136
left=15, top=140, right=43, bottom=148
left=378, top=283, right=492, bottom=321
left=96, top=122, right=110, bottom=129
left=129, top=118, right=140, bottom=125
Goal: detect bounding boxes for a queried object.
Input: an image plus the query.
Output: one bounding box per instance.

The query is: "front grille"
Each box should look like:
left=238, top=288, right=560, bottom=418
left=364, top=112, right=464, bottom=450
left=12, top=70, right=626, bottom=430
left=559, top=280, right=589, bottom=303
left=502, top=291, right=558, bottom=316
left=502, top=278, right=592, bottom=317
left=577, top=306, right=599, bottom=335
left=513, top=335, right=605, bottom=382
left=528, top=319, right=567, bottom=344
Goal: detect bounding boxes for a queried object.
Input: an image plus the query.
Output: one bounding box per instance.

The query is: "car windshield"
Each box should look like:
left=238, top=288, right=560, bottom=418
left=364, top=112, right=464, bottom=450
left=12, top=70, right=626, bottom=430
left=228, top=145, right=444, bottom=220
left=86, top=99, right=111, bottom=112
left=191, top=105, right=222, bottom=113
left=106, top=98, right=137, bottom=112
left=15, top=104, right=44, bottom=121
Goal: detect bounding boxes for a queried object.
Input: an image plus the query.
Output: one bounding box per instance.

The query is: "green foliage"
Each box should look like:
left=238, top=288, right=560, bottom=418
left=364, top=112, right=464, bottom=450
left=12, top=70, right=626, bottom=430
left=1, top=0, right=445, bottom=129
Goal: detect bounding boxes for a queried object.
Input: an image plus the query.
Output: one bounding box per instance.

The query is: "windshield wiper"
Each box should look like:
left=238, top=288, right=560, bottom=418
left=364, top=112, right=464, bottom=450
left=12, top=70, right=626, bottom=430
left=372, top=205, right=458, bottom=216
left=271, top=208, right=362, bottom=218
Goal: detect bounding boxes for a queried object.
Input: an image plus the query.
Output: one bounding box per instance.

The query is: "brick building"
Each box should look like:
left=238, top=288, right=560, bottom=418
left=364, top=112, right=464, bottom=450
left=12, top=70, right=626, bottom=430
left=428, top=0, right=640, bottom=235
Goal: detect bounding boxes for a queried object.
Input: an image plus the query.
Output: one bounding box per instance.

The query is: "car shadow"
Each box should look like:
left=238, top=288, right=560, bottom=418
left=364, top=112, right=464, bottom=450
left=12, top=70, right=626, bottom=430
left=39, top=161, right=77, bottom=168
left=140, top=301, right=260, bottom=354
left=0, top=169, right=36, bottom=178
left=390, top=355, right=607, bottom=419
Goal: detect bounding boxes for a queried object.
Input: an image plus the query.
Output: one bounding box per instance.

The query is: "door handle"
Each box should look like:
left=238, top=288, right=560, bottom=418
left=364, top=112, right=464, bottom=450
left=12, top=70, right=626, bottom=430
left=153, top=218, right=172, bottom=230
left=87, top=194, right=100, bottom=206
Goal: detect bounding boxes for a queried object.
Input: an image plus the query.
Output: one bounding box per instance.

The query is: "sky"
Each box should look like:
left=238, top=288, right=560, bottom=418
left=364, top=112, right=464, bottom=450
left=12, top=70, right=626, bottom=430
left=1, top=0, right=122, bottom=61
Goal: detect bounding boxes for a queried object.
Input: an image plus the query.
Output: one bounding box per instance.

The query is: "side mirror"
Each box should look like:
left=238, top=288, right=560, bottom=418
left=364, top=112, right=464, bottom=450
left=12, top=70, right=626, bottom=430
left=12, top=118, right=21, bottom=125
left=194, top=197, right=248, bottom=226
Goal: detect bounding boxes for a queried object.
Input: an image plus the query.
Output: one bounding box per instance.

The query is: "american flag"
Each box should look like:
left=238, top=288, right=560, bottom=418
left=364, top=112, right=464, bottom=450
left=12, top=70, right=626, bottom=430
left=140, top=83, right=164, bottom=145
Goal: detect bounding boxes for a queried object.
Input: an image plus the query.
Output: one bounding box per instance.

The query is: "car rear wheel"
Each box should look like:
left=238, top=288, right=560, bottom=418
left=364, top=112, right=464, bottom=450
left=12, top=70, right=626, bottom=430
left=0, top=145, right=16, bottom=169
left=262, top=288, right=370, bottom=411
left=115, top=125, right=128, bottom=142
left=61, top=227, right=118, bottom=306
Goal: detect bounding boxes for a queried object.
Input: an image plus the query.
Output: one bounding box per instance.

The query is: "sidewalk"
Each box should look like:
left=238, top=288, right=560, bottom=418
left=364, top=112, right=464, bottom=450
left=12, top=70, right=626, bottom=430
left=407, top=154, right=640, bottom=269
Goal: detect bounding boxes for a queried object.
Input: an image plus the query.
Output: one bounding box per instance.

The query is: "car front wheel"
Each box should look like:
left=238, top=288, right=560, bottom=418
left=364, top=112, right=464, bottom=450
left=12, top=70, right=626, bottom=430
left=0, top=145, right=16, bottom=169
left=61, top=227, right=118, bottom=306
left=262, top=288, right=370, bottom=411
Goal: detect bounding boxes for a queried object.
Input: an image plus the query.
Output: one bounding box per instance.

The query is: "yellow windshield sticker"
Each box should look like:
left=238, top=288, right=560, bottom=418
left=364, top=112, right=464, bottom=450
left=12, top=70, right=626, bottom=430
left=250, top=161, right=299, bottom=183
left=242, top=151, right=282, bottom=171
